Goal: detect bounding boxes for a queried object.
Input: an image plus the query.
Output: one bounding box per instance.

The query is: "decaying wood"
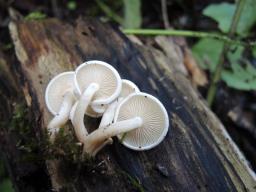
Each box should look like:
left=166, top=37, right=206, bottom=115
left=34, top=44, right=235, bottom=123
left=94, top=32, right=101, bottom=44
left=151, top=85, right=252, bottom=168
left=1, top=14, right=255, bottom=191
left=0, top=50, right=51, bottom=192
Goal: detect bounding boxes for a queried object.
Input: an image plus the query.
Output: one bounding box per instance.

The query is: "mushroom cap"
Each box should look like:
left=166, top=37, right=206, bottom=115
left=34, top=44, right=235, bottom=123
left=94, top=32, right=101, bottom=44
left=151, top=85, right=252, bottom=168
left=120, top=79, right=140, bottom=98
left=74, top=60, right=122, bottom=112
left=45, top=71, right=75, bottom=115
left=115, top=92, right=169, bottom=150
left=85, top=104, right=103, bottom=118
left=90, top=79, right=139, bottom=114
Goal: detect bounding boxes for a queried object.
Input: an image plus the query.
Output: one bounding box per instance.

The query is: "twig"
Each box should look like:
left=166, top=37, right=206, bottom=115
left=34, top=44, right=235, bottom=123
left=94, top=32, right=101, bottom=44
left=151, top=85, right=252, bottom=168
left=122, top=29, right=256, bottom=47
left=206, top=0, right=246, bottom=106
left=95, top=0, right=124, bottom=24
left=161, top=0, right=170, bottom=28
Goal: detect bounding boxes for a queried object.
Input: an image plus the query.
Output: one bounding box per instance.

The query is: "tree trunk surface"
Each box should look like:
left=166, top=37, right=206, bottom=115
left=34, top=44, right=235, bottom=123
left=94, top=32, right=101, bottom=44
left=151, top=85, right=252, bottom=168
left=0, top=14, right=255, bottom=192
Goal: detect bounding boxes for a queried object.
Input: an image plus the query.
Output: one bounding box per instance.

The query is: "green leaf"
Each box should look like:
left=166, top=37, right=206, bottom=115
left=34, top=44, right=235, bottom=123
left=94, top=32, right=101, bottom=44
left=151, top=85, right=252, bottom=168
left=203, top=3, right=235, bottom=34
left=237, top=0, right=256, bottom=35
left=227, top=44, right=244, bottom=64
left=192, top=39, right=244, bottom=71
left=192, top=38, right=224, bottom=72
left=203, top=1, right=256, bottom=35
left=222, top=60, right=256, bottom=90
left=25, top=11, right=46, bottom=21
left=192, top=38, right=256, bottom=90
left=0, top=179, right=14, bottom=192
left=67, top=1, right=77, bottom=10
left=123, top=0, right=142, bottom=29
left=252, top=46, right=256, bottom=58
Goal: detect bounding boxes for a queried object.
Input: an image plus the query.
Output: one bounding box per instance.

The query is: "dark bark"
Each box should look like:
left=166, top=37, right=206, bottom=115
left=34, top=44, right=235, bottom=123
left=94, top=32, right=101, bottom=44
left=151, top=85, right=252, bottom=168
left=0, top=14, right=255, bottom=191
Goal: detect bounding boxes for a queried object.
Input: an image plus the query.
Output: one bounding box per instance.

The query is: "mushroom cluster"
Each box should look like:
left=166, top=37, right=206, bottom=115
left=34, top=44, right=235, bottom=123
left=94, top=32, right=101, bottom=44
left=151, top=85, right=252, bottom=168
left=45, top=60, right=169, bottom=157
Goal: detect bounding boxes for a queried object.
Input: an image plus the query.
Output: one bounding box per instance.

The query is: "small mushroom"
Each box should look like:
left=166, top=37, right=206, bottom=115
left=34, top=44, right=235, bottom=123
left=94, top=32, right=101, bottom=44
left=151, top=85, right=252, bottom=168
left=116, top=93, right=169, bottom=150
left=45, top=71, right=76, bottom=142
left=99, top=79, right=140, bottom=128
left=119, top=79, right=140, bottom=98
left=72, top=61, right=122, bottom=144
left=92, top=79, right=140, bottom=155
left=83, top=92, right=169, bottom=156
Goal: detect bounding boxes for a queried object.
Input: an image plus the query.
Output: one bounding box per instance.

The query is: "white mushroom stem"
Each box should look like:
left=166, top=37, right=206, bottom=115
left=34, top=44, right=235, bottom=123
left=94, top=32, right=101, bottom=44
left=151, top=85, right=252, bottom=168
left=47, top=91, right=75, bottom=142
left=90, top=98, right=127, bottom=155
left=72, top=83, right=99, bottom=142
left=69, top=101, right=78, bottom=121
left=83, top=117, right=143, bottom=155
left=92, top=100, right=121, bottom=155
left=99, top=101, right=119, bottom=128
left=91, top=138, right=113, bottom=157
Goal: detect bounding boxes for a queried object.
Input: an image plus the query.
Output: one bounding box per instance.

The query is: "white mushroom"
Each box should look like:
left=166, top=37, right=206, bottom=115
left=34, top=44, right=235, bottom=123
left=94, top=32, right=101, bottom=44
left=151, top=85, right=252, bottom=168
left=116, top=93, right=169, bottom=150
left=45, top=71, right=76, bottom=142
left=91, top=79, right=140, bottom=155
left=99, top=79, right=140, bottom=128
left=82, top=92, right=169, bottom=156
left=72, top=61, right=122, bottom=144
left=119, top=79, right=140, bottom=98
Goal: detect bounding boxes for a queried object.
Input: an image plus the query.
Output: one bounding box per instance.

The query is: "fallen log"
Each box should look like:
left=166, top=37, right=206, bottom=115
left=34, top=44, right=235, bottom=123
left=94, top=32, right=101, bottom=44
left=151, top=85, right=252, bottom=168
left=1, top=13, right=255, bottom=191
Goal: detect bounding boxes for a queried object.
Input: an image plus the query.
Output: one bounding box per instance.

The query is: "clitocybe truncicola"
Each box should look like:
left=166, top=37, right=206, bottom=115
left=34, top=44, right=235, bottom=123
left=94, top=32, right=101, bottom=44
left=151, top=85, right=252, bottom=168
left=45, top=60, right=169, bottom=157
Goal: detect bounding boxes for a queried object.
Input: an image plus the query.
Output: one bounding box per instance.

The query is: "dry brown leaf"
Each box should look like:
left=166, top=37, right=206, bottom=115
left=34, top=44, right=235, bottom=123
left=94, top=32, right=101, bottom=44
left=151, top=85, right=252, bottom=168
left=183, top=47, right=208, bottom=87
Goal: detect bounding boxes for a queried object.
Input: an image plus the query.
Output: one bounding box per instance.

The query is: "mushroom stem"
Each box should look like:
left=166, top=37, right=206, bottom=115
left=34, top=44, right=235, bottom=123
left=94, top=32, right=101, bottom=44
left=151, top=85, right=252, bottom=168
left=83, top=117, right=143, bottom=155
left=92, top=99, right=122, bottom=155
left=99, top=101, right=119, bottom=128
left=47, top=91, right=75, bottom=142
left=91, top=138, right=113, bottom=157
left=69, top=101, right=78, bottom=121
left=72, top=83, right=99, bottom=142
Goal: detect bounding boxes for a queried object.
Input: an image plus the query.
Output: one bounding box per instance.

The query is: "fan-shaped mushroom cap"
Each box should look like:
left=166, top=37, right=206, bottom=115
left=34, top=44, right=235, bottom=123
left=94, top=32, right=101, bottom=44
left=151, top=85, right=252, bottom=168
left=98, top=79, right=139, bottom=128
left=45, top=71, right=75, bottom=115
left=93, top=79, right=139, bottom=116
left=115, top=93, right=169, bottom=150
left=120, top=79, right=140, bottom=98
left=74, top=60, right=122, bottom=116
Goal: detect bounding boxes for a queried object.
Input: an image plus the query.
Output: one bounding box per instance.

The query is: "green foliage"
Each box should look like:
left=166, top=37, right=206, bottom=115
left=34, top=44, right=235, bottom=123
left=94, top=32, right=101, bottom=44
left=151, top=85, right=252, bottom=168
left=222, top=60, right=256, bottom=90
left=0, top=158, right=14, bottom=192
left=95, top=0, right=124, bottom=24
left=203, top=0, right=256, bottom=35
left=123, top=0, right=142, bottom=29
left=192, top=39, right=244, bottom=71
left=1, top=43, right=13, bottom=51
left=193, top=0, right=256, bottom=90
left=95, top=0, right=142, bottom=28
left=10, top=103, right=30, bottom=133
left=25, top=11, right=46, bottom=21
left=252, top=47, right=256, bottom=58
left=203, top=3, right=235, bottom=34
left=47, top=127, right=83, bottom=163
left=0, top=179, right=14, bottom=192
left=192, top=38, right=256, bottom=90
left=67, top=1, right=77, bottom=11
left=192, top=38, right=223, bottom=72
left=8, top=103, right=42, bottom=163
